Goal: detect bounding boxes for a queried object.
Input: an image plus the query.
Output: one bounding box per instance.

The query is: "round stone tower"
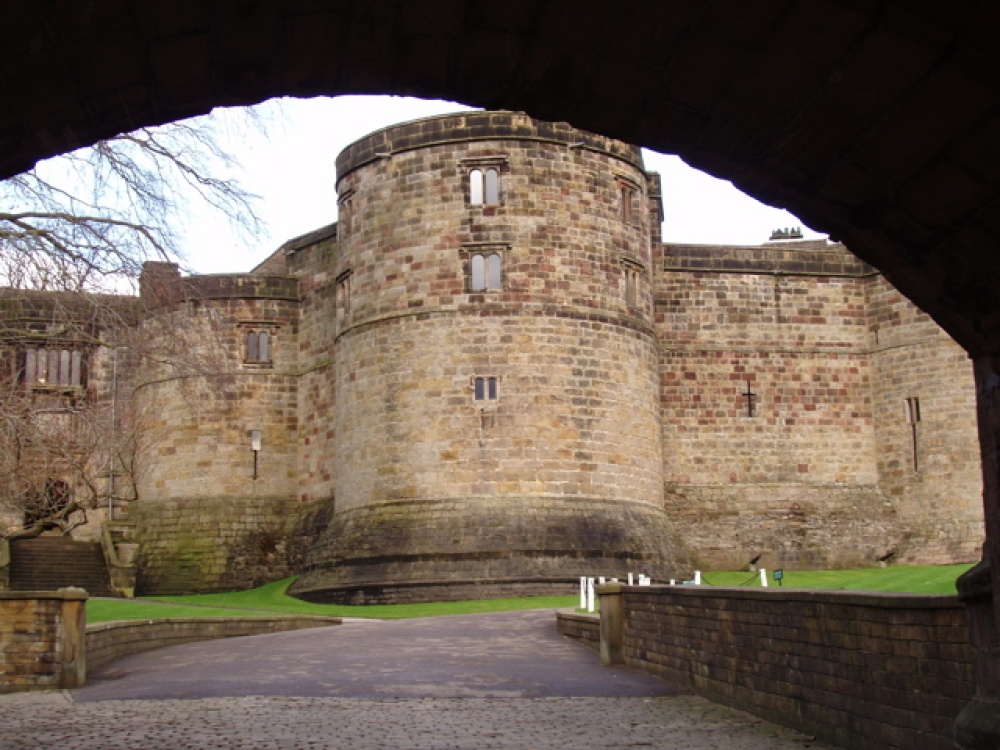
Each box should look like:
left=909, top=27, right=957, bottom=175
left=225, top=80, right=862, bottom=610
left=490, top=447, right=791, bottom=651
left=290, top=111, right=688, bottom=604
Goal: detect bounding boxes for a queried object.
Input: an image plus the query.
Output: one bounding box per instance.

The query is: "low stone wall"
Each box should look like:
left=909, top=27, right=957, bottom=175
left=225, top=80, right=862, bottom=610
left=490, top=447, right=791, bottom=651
left=0, top=589, right=86, bottom=692
left=86, top=615, right=342, bottom=670
left=591, top=585, right=972, bottom=750
left=554, top=610, right=599, bottom=650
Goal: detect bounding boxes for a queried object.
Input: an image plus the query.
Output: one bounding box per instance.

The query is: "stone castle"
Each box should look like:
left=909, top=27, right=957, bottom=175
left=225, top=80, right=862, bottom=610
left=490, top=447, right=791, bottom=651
left=0, top=112, right=984, bottom=602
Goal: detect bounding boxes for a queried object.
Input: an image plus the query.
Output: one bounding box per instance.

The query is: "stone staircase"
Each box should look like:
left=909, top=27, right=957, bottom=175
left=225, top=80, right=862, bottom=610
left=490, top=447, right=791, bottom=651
left=8, top=536, right=116, bottom=597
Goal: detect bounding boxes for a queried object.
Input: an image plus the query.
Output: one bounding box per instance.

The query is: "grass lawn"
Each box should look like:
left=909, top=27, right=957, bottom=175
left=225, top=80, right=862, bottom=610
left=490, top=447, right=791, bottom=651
left=698, top=563, right=974, bottom=594
left=86, top=579, right=579, bottom=624
left=86, top=563, right=975, bottom=624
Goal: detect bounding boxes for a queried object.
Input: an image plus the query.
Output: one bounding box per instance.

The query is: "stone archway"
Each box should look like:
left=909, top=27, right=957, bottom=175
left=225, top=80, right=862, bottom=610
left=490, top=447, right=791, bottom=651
left=3, top=2, right=1000, bottom=743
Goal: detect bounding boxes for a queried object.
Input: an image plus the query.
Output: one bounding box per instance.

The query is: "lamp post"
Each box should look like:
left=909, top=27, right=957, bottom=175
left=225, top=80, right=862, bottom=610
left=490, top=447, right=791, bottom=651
left=250, top=430, right=261, bottom=480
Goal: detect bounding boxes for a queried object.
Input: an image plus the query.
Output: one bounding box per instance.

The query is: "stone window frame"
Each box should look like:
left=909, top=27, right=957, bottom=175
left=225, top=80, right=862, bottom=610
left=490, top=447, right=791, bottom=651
left=19, top=345, right=87, bottom=390
left=337, top=189, right=355, bottom=237
left=239, top=321, right=280, bottom=368
left=615, top=175, right=641, bottom=225
left=460, top=243, right=508, bottom=294
left=336, top=269, right=353, bottom=330
left=905, top=395, right=922, bottom=473
left=462, top=156, right=508, bottom=207
left=472, top=375, right=499, bottom=404
left=620, top=257, right=645, bottom=307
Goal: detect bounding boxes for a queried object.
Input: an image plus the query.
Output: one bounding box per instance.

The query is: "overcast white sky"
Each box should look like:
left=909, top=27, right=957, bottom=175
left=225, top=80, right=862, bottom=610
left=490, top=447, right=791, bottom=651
left=183, top=95, right=825, bottom=275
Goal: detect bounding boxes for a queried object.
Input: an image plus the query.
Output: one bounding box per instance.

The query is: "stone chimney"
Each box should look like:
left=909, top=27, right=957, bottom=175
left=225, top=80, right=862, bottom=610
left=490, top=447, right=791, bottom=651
left=139, top=261, right=182, bottom=311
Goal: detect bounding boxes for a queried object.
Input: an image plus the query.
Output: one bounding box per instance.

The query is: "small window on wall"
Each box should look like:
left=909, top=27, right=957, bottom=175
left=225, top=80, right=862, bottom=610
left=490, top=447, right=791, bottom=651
left=621, top=259, right=644, bottom=306
left=336, top=270, right=352, bottom=328
left=471, top=253, right=503, bottom=291
left=616, top=178, right=639, bottom=224
left=21, top=347, right=85, bottom=388
left=245, top=330, right=271, bottom=364
left=474, top=376, right=498, bottom=402
left=338, top=190, right=355, bottom=237
left=462, top=245, right=507, bottom=294
left=905, top=396, right=922, bottom=472
left=470, top=168, right=501, bottom=206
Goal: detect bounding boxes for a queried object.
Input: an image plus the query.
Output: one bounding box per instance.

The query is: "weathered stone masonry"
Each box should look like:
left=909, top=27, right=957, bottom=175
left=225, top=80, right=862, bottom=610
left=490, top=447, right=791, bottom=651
left=5, top=112, right=982, bottom=600
left=658, top=241, right=981, bottom=571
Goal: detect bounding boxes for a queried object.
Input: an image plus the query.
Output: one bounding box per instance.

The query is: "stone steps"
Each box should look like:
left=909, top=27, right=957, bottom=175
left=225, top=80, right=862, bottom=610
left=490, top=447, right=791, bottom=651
left=8, top=537, right=116, bottom=597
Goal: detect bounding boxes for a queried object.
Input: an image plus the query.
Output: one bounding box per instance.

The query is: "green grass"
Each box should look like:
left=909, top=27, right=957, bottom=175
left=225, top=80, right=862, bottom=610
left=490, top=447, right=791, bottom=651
left=699, top=563, right=974, bottom=595
left=86, top=564, right=975, bottom=624
left=86, top=578, right=578, bottom=624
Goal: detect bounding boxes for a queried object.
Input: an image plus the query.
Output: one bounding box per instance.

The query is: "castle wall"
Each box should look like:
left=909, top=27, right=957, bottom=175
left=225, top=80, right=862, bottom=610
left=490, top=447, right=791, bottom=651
left=131, top=274, right=303, bottom=593
left=866, top=275, right=983, bottom=563
left=5, top=112, right=982, bottom=600
left=655, top=240, right=983, bottom=570
left=291, top=112, right=688, bottom=603
left=659, top=242, right=890, bottom=570
left=282, top=227, right=339, bottom=508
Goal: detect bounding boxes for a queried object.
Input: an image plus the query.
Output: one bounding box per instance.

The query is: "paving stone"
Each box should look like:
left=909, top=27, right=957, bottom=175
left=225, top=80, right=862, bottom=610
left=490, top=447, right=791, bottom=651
left=0, top=610, right=839, bottom=748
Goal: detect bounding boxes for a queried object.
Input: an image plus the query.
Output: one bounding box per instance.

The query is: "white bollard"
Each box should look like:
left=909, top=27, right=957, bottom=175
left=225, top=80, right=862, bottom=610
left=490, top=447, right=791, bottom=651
left=694, top=570, right=702, bottom=585
left=598, top=576, right=605, bottom=584
left=669, top=578, right=675, bottom=586
left=580, top=576, right=587, bottom=609
left=628, top=572, right=634, bottom=586
left=760, top=568, right=768, bottom=587
left=587, top=578, right=595, bottom=613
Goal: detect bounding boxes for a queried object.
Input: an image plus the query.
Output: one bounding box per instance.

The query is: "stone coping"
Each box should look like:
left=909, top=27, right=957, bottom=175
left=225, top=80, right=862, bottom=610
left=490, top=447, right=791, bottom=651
left=0, top=588, right=88, bottom=601
left=336, top=110, right=644, bottom=180
left=85, top=615, right=343, bottom=671
left=554, top=609, right=598, bottom=624
left=598, top=583, right=962, bottom=609
left=85, top=614, right=342, bottom=633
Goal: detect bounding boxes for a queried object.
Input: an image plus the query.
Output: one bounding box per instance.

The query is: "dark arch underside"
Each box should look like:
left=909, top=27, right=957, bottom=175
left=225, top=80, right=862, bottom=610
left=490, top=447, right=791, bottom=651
left=2, top=1, right=999, bottom=353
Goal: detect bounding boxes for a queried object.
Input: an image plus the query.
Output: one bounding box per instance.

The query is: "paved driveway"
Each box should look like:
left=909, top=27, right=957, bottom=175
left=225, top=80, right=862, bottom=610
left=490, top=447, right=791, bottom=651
left=76, top=609, right=675, bottom=701
left=0, top=609, right=839, bottom=749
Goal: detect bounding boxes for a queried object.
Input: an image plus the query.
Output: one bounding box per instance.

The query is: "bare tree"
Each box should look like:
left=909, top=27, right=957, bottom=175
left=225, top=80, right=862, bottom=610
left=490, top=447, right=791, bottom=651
left=0, top=107, right=271, bottom=537
left=0, top=108, right=268, bottom=293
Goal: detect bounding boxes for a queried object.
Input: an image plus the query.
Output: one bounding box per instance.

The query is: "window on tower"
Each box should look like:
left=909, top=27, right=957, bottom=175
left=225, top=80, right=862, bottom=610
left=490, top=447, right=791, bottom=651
left=471, top=252, right=503, bottom=291
left=474, top=376, right=498, bottom=402
left=336, top=270, right=353, bottom=330
left=245, top=330, right=271, bottom=364
left=621, top=258, right=644, bottom=307
left=470, top=167, right=501, bottom=206
left=462, top=245, right=507, bottom=294
left=616, top=177, right=640, bottom=224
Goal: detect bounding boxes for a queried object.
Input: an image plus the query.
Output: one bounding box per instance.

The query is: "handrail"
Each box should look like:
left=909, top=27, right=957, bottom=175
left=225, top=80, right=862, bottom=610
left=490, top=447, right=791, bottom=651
left=99, top=522, right=137, bottom=598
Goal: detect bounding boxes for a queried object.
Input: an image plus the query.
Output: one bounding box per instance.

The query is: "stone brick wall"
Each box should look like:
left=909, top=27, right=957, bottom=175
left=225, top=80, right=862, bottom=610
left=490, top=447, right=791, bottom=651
left=285, top=227, right=339, bottom=510
left=866, top=275, right=983, bottom=564
left=656, top=240, right=983, bottom=570
left=131, top=274, right=304, bottom=593
left=2, top=111, right=984, bottom=601
left=555, top=610, right=600, bottom=651
left=0, top=590, right=86, bottom=692
left=608, top=586, right=972, bottom=750
left=291, top=111, right=688, bottom=603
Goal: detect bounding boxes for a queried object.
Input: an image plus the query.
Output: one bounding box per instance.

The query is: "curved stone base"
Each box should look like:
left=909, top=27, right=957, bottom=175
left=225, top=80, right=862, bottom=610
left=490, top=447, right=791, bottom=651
left=288, top=496, right=691, bottom=604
